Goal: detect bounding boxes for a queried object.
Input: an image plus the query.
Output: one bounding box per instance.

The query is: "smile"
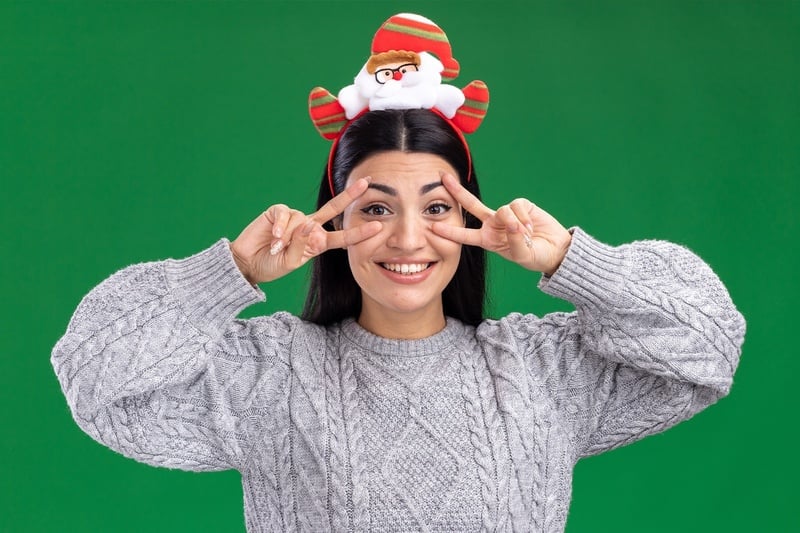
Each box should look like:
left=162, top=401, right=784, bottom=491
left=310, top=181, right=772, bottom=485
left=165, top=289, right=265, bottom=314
left=380, top=262, right=432, bottom=274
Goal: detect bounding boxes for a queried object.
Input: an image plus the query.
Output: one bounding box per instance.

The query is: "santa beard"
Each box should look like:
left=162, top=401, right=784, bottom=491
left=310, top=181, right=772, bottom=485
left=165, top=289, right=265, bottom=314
left=361, top=67, right=442, bottom=111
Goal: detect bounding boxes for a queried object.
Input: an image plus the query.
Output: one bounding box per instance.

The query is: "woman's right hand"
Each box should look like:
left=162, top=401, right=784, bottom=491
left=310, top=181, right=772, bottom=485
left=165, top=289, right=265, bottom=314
left=230, top=177, right=381, bottom=284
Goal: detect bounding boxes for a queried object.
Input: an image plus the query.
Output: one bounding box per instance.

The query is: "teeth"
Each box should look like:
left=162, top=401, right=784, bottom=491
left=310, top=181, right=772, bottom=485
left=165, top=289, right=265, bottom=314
left=381, top=263, right=430, bottom=274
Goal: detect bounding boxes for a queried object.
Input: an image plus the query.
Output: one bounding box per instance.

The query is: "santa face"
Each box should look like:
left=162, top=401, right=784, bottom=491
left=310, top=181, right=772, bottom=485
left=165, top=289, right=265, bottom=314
left=355, top=52, right=444, bottom=110
left=373, top=61, right=422, bottom=92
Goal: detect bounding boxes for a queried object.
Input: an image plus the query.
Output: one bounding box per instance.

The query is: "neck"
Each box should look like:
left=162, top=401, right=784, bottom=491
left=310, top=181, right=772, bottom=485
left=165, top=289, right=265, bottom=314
left=357, top=300, right=447, bottom=340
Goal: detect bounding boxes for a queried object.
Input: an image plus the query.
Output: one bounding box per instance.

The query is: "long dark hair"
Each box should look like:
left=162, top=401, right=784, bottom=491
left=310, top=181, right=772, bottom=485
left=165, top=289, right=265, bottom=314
left=301, top=109, right=486, bottom=326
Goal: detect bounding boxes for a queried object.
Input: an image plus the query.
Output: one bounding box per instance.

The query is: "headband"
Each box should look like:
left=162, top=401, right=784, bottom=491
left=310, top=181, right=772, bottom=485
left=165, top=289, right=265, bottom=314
left=307, top=13, right=490, bottom=194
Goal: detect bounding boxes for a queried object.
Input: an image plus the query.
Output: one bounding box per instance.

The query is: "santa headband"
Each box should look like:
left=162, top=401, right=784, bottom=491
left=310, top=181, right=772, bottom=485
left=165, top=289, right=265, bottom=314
left=308, top=13, right=490, bottom=193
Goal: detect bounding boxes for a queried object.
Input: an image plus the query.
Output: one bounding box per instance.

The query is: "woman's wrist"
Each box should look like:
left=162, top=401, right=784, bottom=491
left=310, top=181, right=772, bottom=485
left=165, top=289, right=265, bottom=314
left=543, top=229, right=573, bottom=276
left=229, top=242, right=256, bottom=286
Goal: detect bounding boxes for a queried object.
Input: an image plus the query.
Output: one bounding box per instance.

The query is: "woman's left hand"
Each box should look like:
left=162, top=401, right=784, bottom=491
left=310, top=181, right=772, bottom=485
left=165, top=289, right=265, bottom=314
left=432, top=172, right=572, bottom=276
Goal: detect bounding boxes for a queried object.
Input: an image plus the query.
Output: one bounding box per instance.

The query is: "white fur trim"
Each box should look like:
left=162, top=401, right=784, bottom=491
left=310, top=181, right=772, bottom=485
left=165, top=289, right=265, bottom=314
left=338, top=71, right=370, bottom=119
left=396, top=13, right=436, bottom=25
left=434, top=85, right=465, bottom=118
left=418, top=51, right=443, bottom=74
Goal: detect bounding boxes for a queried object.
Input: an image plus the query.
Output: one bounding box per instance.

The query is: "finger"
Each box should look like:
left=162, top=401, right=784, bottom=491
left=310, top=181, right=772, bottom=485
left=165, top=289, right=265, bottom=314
left=431, top=222, right=484, bottom=247
left=496, top=205, right=534, bottom=253
left=440, top=172, right=494, bottom=222
left=271, top=210, right=309, bottom=255
left=496, top=205, right=523, bottom=233
left=526, top=201, right=563, bottom=230
left=311, top=177, right=371, bottom=225
left=234, top=206, right=284, bottom=254
left=324, top=221, right=382, bottom=250
left=268, top=204, right=292, bottom=239
left=284, top=219, right=316, bottom=266
left=509, top=198, right=534, bottom=234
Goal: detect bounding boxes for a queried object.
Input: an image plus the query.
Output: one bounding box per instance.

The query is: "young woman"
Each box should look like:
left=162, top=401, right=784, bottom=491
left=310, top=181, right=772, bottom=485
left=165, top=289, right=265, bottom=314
left=52, top=108, right=745, bottom=532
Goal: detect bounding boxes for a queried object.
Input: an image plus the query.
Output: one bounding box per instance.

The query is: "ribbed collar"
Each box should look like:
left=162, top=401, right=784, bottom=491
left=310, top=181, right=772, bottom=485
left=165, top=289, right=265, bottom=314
left=339, top=317, right=467, bottom=358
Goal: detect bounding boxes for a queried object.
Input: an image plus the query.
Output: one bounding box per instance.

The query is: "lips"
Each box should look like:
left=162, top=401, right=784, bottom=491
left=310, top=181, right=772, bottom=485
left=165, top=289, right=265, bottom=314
left=376, top=260, right=437, bottom=284
left=380, top=262, right=431, bottom=274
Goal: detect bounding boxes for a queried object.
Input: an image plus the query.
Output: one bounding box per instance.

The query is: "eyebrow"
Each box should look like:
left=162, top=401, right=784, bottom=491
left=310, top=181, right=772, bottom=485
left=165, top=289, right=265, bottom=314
left=420, top=181, right=443, bottom=195
left=367, top=181, right=443, bottom=196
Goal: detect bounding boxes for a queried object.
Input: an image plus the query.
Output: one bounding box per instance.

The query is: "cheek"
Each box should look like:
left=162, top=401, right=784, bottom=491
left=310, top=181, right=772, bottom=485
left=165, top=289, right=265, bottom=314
left=345, top=245, right=369, bottom=290
left=345, top=231, right=382, bottom=268
left=429, top=231, right=462, bottom=259
left=443, top=240, right=463, bottom=261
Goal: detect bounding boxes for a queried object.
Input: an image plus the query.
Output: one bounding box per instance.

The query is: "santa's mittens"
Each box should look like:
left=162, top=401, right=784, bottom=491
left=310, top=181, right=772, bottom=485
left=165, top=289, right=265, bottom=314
left=452, top=80, right=489, bottom=134
left=309, top=87, right=348, bottom=140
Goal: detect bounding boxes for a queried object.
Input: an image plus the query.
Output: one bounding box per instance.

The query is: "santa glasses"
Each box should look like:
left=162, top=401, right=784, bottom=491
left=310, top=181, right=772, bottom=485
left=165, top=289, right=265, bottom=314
left=374, top=63, right=419, bottom=84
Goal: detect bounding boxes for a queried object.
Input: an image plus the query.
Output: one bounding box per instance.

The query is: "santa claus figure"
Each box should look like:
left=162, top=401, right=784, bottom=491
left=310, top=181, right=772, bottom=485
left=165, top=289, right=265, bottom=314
left=338, top=47, right=465, bottom=119
left=309, top=13, right=489, bottom=139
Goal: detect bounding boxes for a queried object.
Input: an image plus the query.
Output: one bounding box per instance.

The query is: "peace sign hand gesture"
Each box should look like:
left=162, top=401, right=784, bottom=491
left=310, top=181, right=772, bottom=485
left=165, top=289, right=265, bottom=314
left=432, top=173, right=572, bottom=276
left=230, top=178, right=381, bottom=284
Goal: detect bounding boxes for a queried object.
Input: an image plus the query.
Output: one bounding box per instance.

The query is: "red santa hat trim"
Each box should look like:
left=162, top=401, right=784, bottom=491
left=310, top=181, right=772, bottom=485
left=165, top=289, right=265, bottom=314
left=371, top=13, right=460, bottom=81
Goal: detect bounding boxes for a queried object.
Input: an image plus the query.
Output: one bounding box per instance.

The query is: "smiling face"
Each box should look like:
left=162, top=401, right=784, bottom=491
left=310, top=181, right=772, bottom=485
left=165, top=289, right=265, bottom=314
left=340, top=151, right=464, bottom=338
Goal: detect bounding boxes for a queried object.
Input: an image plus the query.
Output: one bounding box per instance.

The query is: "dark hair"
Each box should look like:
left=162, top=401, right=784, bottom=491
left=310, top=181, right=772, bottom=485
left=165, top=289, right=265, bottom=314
left=301, top=109, right=486, bottom=326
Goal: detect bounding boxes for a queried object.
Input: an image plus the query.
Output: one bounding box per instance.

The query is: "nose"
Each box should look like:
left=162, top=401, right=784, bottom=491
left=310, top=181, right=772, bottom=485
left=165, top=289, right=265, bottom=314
left=386, top=214, right=426, bottom=251
left=393, top=70, right=403, bottom=81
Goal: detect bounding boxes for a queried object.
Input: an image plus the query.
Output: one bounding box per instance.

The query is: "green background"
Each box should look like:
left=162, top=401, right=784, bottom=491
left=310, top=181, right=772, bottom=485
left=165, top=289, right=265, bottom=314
left=1, top=1, right=797, bottom=531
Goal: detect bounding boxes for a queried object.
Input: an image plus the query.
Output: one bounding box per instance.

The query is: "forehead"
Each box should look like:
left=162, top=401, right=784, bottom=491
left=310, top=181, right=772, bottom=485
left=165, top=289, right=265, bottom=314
left=347, top=151, right=457, bottom=190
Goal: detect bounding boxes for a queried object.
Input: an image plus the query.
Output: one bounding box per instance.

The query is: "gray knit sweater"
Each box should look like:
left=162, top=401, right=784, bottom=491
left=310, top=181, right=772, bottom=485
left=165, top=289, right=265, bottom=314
left=52, top=228, right=745, bottom=532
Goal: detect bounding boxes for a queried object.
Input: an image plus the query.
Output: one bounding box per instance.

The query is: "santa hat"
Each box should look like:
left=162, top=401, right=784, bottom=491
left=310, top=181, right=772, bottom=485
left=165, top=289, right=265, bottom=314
left=371, top=13, right=460, bottom=81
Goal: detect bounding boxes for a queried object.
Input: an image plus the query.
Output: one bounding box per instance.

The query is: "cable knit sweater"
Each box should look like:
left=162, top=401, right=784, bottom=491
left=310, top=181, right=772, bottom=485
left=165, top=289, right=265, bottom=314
left=51, top=228, right=745, bottom=532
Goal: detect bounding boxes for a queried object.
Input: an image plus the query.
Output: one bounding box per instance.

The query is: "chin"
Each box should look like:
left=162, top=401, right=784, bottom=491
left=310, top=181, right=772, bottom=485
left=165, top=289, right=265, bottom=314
left=364, top=290, right=444, bottom=318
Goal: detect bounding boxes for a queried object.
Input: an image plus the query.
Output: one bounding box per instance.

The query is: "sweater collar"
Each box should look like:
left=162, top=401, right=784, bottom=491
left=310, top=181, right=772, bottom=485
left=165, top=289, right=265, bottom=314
left=339, top=317, right=466, bottom=358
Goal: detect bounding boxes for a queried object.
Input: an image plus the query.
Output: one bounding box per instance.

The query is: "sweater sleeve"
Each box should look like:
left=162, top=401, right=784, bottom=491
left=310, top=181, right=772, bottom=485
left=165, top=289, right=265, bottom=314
left=51, top=239, right=304, bottom=472
left=495, top=228, right=746, bottom=459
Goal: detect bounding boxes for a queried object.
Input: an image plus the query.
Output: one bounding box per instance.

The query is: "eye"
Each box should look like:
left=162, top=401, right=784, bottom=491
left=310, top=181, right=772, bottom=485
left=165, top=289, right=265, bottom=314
left=361, top=204, right=390, bottom=217
left=425, top=203, right=452, bottom=216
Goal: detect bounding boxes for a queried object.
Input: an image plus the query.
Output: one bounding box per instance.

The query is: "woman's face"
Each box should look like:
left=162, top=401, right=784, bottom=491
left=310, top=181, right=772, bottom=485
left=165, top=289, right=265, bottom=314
left=340, top=151, right=465, bottom=335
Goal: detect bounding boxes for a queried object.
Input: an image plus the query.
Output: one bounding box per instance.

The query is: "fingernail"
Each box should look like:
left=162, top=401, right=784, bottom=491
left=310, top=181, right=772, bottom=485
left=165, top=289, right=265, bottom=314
left=273, top=227, right=283, bottom=238
left=269, top=240, right=283, bottom=255
left=525, top=222, right=534, bottom=233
